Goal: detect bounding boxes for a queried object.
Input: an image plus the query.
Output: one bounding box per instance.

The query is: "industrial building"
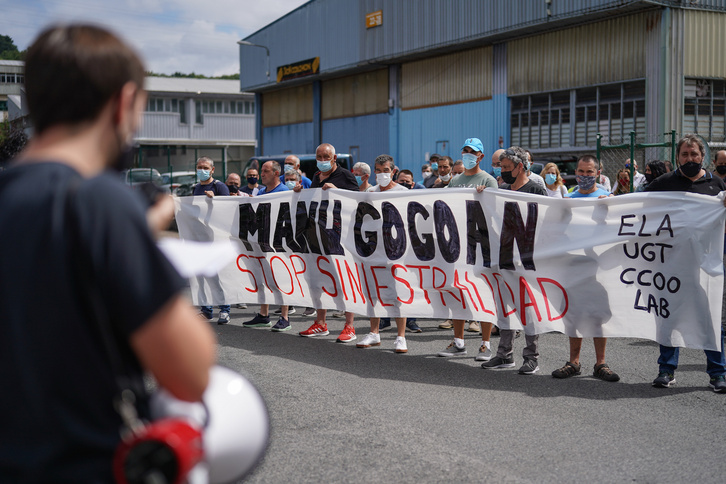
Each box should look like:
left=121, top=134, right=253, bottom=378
left=136, top=77, right=256, bottom=176
left=1, top=71, right=256, bottom=176
left=238, top=0, right=726, bottom=179
left=0, top=60, right=25, bottom=123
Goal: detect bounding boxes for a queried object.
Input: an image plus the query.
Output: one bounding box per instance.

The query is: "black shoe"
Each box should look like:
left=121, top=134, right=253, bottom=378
left=243, top=313, right=272, bottom=328
left=379, top=318, right=392, bottom=331
left=593, top=363, right=620, bottom=382
left=271, top=317, right=291, bottom=332
left=652, top=372, right=675, bottom=388
left=405, top=318, right=422, bottom=333
left=552, top=361, right=581, bottom=379
left=481, top=355, right=515, bottom=369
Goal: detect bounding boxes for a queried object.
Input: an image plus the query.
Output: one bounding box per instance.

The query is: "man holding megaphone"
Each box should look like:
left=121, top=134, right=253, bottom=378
left=0, top=24, right=268, bottom=483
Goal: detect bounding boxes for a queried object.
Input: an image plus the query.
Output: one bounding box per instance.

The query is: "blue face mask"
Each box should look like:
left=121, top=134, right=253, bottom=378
left=285, top=180, right=297, bottom=190
left=462, top=153, right=479, bottom=170
left=545, top=173, right=557, bottom=185
left=197, top=169, right=211, bottom=181
left=492, top=167, right=501, bottom=178
left=355, top=175, right=364, bottom=186
left=430, top=162, right=439, bottom=171
left=317, top=160, right=332, bottom=172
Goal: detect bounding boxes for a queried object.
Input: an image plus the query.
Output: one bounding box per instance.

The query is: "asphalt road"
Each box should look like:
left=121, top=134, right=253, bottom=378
left=211, top=305, right=726, bottom=484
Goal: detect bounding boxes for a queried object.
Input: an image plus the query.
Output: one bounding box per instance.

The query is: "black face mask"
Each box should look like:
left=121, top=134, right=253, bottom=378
left=501, top=167, right=518, bottom=185
left=227, top=184, right=239, bottom=193
left=645, top=173, right=655, bottom=183
left=680, top=161, right=702, bottom=178
left=247, top=177, right=258, bottom=185
left=716, top=165, right=726, bottom=175
left=400, top=182, right=412, bottom=189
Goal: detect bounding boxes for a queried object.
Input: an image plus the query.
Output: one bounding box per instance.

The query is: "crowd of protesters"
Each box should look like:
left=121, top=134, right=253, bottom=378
left=188, top=136, right=726, bottom=393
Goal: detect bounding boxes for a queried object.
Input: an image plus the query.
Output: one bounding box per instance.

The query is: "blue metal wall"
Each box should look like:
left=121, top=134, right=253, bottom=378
left=262, top=122, right=314, bottom=155
left=241, top=0, right=665, bottom=91
left=397, top=98, right=509, bottom=182
left=322, top=113, right=389, bottom=165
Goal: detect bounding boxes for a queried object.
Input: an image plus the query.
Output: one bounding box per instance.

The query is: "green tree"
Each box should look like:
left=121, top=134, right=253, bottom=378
left=0, top=34, right=25, bottom=60
left=146, top=70, right=240, bottom=80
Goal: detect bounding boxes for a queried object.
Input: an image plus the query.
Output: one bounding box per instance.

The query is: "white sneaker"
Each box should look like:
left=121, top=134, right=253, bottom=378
left=235, top=303, right=247, bottom=309
left=394, top=336, right=408, bottom=353
left=356, top=332, right=381, bottom=348
left=332, top=310, right=345, bottom=318
left=217, top=311, right=230, bottom=325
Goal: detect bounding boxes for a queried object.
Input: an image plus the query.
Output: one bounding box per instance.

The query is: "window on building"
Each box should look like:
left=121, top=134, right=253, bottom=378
left=0, top=100, right=7, bottom=111
left=195, top=101, right=203, bottom=125
left=146, top=97, right=188, bottom=124
left=179, top=101, right=187, bottom=124
left=510, top=80, right=646, bottom=149
left=684, top=79, right=726, bottom=142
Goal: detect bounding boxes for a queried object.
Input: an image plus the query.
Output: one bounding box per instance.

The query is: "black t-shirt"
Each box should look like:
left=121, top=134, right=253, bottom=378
left=191, top=178, right=230, bottom=196
left=501, top=179, right=548, bottom=196
left=645, top=168, right=726, bottom=195
left=240, top=184, right=257, bottom=195
left=0, top=162, right=185, bottom=482
left=310, top=165, right=359, bottom=191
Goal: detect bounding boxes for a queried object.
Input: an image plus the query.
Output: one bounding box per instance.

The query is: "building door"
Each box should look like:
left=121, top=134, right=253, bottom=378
left=435, top=140, right=449, bottom=157
left=349, top=145, right=360, bottom=165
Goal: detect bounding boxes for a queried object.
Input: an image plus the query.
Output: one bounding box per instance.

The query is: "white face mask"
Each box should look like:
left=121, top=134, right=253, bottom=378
left=440, top=173, right=451, bottom=182
left=422, top=172, right=432, bottom=180
left=376, top=172, right=392, bottom=187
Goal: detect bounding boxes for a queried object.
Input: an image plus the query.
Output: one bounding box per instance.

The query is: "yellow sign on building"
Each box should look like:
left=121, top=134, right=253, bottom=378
left=366, top=10, right=382, bottom=29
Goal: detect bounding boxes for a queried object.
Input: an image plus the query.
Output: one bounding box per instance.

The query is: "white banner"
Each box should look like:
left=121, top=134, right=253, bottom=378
left=175, top=188, right=726, bottom=350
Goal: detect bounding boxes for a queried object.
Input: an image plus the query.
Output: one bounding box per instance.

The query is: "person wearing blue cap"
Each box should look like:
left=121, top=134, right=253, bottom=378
left=437, top=138, right=498, bottom=359
left=444, top=138, right=498, bottom=190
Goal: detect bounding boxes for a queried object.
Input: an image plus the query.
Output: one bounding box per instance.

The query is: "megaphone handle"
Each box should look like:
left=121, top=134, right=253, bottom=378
left=186, top=461, right=210, bottom=484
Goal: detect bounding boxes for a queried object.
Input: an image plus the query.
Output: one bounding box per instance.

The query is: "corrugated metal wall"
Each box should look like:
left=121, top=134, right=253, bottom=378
left=684, top=10, right=726, bottom=78
left=645, top=9, right=665, bottom=136
left=242, top=0, right=659, bottom=91
left=397, top=99, right=498, bottom=178
left=322, top=113, right=389, bottom=166
left=400, top=46, right=493, bottom=110
left=262, top=84, right=313, bottom=127
left=507, top=11, right=656, bottom=95
left=262, top=122, right=315, bottom=155
left=321, top=69, right=388, bottom=119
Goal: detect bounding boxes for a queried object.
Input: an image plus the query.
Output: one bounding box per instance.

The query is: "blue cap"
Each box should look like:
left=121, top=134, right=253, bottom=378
left=461, top=138, right=484, bottom=153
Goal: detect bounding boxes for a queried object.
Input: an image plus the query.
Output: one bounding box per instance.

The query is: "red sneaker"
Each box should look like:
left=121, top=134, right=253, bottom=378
left=336, top=325, right=356, bottom=343
left=299, top=321, right=329, bottom=337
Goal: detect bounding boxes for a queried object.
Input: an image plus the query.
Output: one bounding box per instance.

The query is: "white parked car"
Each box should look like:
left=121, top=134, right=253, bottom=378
left=120, top=168, right=163, bottom=188
left=160, top=171, right=197, bottom=196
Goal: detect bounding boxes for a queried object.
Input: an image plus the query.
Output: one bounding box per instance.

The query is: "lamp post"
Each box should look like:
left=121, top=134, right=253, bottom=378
left=237, top=40, right=270, bottom=81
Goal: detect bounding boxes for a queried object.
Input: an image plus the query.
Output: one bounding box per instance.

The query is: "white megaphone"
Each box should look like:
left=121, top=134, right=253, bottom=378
left=150, top=365, right=269, bottom=484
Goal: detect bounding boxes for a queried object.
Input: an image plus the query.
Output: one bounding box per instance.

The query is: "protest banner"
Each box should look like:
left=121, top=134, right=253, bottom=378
left=174, top=188, right=726, bottom=350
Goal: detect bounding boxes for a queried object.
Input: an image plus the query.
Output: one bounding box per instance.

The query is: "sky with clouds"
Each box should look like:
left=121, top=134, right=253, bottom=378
left=1, top=0, right=309, bottom=76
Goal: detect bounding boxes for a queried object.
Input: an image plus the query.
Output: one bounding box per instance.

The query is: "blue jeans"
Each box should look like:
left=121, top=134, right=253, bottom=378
left=658, top=328, right=726, bottom=377
left=201, top=305, right=230, bottom=318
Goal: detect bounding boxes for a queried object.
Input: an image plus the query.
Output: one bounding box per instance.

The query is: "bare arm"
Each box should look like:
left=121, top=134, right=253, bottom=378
left=130, top=295, right=216, bottom=402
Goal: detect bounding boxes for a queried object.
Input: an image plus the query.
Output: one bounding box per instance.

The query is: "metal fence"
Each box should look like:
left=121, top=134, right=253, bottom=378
left=597, top=131, right=678, bottom=193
